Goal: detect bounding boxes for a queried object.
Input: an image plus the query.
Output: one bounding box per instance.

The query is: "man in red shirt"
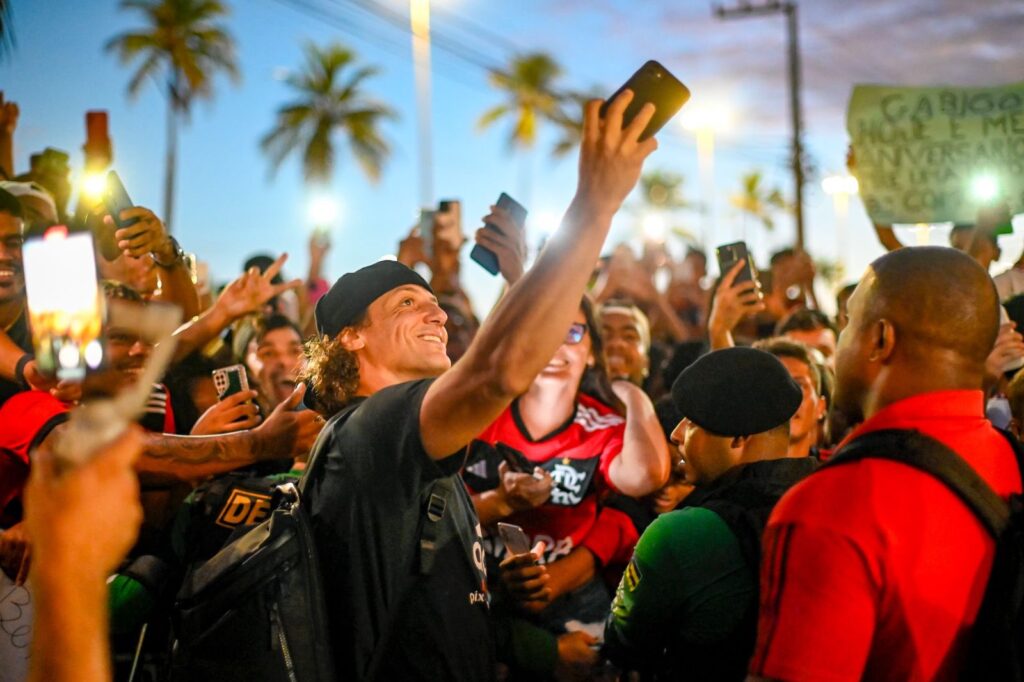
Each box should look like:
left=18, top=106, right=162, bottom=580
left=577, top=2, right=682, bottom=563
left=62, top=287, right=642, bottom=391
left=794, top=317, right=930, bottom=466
left=749, top=246, right=1023, bottom=682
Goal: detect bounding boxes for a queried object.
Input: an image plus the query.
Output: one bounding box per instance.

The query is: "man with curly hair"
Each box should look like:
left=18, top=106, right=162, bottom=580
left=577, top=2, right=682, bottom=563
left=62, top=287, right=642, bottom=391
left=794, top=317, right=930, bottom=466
left=304, top=93, right=660, bottom=680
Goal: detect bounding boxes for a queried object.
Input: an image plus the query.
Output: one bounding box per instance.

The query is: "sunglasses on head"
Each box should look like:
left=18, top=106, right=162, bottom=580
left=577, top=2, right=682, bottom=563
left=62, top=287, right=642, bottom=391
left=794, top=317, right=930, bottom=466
left=565, top=322, right=588, bottom=345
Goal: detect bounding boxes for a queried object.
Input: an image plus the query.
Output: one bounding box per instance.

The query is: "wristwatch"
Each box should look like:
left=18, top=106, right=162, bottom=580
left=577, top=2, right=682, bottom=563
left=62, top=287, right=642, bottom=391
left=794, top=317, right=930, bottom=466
left=152, top=236, right=185, bottom=268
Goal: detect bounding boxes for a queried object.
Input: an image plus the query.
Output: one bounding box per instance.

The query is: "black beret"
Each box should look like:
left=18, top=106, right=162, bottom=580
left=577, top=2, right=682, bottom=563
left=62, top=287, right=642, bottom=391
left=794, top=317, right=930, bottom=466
left=315, top=260, right=432, bottom=338
left=670, top=347, right=802, bottom=437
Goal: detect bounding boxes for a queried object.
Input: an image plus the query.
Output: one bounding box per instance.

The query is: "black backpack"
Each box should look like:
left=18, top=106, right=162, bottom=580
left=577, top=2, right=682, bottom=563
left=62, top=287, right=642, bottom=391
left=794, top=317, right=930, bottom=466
left=169, top=401, right=462, bottom=681
left=168, top=403, right=360, bottom=682
left=826, top=428, right=1024, bottom=681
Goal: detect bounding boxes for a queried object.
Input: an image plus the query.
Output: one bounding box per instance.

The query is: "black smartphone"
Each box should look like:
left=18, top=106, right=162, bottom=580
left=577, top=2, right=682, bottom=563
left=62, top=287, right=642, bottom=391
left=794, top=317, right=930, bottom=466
left=471, top=192, right=527, bottom=276
left=716, top=241, right=759, bottom=287
left=496, top=442, right=534, bottom=474
left=104, top=170, right=140, bottom=230
left=418, top=208, right=436, bottom=259
left=600, top=60, right=691, bottom=141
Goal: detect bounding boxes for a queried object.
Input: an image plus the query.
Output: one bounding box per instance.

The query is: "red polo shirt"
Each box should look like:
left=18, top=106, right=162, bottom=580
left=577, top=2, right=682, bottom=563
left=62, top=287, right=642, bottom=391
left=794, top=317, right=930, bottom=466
left=751, top=390, right=1022, bottom=682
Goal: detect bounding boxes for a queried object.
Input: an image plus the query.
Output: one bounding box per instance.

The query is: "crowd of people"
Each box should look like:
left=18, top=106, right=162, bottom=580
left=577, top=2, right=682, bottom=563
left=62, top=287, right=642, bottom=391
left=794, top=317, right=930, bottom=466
left=0, top=84, right=1021, bottom=682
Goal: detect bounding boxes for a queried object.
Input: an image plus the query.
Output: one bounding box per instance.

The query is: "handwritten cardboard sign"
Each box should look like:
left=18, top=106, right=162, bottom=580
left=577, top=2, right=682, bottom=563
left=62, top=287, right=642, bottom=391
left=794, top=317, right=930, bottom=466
left=847, top=82, right=1024, bottom=225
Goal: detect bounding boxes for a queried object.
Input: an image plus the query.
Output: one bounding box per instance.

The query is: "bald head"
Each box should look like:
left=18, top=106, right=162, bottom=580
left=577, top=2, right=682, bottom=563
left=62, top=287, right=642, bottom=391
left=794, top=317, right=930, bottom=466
left=861, top=246, right=999, bottom=365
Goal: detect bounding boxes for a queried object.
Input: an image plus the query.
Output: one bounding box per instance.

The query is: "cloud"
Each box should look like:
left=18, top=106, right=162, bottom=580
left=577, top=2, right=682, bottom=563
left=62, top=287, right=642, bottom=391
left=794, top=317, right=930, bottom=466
left=543, top=0, right=1024, bottom=137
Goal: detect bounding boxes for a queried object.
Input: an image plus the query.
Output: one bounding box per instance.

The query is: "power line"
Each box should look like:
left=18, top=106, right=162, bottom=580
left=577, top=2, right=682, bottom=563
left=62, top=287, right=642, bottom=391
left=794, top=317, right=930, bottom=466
left=268, top=0, right=487, bottom=90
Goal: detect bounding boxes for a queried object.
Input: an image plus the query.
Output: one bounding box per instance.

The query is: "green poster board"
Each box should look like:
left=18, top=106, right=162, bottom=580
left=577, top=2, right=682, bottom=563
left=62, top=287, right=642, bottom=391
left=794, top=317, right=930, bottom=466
left=847, top=82, right=1024, bottom=226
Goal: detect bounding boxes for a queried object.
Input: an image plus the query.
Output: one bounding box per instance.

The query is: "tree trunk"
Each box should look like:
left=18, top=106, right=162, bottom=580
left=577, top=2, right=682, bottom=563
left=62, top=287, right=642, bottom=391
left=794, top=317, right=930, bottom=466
left=164, top=75, right=179, bottom=232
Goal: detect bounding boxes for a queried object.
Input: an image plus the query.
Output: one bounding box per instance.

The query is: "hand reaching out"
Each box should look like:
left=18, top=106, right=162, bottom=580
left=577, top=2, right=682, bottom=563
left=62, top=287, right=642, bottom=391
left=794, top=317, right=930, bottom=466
left=191, top=390, right=262, bottom=435
left=576, top=91, right=659, bottom=215
left=475, top=206, right=528, bottom=285
left=708, top=260, right=765, bottom=347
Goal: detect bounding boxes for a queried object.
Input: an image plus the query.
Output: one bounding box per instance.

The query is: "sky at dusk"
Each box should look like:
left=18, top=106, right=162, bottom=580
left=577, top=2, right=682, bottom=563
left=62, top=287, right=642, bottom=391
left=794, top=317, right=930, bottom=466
left=3, top=0, right=1024, bottom=314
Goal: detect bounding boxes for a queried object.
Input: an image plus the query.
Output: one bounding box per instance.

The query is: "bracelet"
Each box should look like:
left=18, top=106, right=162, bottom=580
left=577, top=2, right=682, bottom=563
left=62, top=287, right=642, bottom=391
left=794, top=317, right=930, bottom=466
left=15, top=353, right=33, bottom=388
left=151, top=236, right=185, bottom=268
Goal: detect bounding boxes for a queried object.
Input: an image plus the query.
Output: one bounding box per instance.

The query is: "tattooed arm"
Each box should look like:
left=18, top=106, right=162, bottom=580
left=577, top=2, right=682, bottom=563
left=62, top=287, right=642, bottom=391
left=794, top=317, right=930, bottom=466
left=137, top=385, right=322, bottom=484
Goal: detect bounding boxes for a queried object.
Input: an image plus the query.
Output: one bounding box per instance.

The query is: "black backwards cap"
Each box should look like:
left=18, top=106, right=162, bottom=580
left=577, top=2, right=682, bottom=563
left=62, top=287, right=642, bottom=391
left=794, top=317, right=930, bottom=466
left=670, top=346, right=802, bottom=437
left=315, top=260, right=433, bottom=338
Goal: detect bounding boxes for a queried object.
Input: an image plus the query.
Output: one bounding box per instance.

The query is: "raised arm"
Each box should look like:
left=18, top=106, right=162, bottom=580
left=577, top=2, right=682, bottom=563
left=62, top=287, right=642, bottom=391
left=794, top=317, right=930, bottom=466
left=607, top=380, right=670, bottom=496
left=707, top=260, right=766, bottom=350
left=171, top=253, right=302, bottom=364
left=108, top=207, right=201, bottom=320
left=136, top=385, right=320, bottom=484
left=420, top=93, right=658, bottom=459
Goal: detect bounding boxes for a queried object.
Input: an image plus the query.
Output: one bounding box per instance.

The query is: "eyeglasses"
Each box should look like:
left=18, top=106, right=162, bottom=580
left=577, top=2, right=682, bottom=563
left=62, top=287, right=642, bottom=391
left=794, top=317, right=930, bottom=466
left=565, top=322, right=588, bottom=345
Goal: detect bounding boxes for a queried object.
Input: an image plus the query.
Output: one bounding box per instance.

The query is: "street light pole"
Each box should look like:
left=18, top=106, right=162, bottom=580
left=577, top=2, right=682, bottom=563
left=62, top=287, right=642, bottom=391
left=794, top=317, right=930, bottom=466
left=822, top=173, right=858, bottom=271
left=714, top=1, right=806, bottom=250
left=410, top=0, right=433, bottom=207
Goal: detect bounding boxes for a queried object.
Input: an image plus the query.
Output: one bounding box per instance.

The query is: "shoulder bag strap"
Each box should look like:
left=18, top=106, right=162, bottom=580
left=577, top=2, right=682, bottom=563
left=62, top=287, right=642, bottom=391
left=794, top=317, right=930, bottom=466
left=827, top=428, right=1009, bottom=537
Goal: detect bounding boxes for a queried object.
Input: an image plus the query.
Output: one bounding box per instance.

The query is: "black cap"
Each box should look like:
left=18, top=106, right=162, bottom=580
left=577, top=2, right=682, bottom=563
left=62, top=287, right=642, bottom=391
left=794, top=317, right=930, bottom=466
left=670, top=347, right=802, bottom=437
left=315, top=260, right=432, bottom=338
left=244, top=254, right=283, bottom=285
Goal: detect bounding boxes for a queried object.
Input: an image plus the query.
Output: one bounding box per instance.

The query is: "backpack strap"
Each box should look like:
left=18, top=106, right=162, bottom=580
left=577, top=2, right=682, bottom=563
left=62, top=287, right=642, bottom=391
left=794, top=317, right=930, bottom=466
left=419, top=477, right=453, bottom=575
left=297, top=400, right=364, bottom=496
left=826, top=428, right=1010, bottom=537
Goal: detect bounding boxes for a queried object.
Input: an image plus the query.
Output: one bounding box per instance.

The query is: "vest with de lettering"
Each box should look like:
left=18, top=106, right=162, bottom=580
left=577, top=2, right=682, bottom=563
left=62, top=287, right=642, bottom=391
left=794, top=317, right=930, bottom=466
left=177, top=467, right=301, bottom=565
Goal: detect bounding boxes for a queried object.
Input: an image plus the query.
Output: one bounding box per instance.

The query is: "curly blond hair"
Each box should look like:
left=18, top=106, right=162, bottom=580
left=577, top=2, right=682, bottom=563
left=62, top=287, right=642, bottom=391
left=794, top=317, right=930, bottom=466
left=301, top=333, right=362, bottom=418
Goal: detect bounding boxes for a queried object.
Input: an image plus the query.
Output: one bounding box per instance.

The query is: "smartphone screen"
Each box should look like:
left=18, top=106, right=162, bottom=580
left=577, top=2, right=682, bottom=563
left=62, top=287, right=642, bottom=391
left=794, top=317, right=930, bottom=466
left=497, top=522, right=533, bottom=557
left=23, top=228, right=104, bottom=380
left=715, top=241, right=759, bottom=287
left=600, top=60, right=691, bottom=141
left=471, top=192, right=527, bottom=276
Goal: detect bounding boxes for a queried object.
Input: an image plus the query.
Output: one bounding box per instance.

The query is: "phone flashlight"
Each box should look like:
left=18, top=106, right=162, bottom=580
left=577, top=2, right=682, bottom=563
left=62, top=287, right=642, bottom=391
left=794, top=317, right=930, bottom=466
left=23, top=227, right=105, bottom=380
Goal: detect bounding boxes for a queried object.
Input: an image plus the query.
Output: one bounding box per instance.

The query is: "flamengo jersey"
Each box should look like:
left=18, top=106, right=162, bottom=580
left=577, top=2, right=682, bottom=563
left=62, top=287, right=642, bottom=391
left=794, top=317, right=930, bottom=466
left=465, top=393, right=625, bottom=564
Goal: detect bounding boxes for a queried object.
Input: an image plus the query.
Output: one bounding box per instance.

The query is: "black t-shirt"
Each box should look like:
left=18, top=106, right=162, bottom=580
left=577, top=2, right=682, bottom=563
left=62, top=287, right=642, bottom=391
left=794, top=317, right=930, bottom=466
left=309, top=379, right=494, bottom=681
left=0, top=311, right=32, bottom=406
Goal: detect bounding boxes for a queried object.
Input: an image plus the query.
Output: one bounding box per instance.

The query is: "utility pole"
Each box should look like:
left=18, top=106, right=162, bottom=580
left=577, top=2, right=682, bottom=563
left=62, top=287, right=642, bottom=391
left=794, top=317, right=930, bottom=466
left=714, top=1, right=806, bottom=249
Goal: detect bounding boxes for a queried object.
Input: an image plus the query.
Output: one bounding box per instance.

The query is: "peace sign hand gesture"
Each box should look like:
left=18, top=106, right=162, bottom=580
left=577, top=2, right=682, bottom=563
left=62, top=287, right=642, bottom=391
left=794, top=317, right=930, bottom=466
left=216, top=253, right=303, bottom=321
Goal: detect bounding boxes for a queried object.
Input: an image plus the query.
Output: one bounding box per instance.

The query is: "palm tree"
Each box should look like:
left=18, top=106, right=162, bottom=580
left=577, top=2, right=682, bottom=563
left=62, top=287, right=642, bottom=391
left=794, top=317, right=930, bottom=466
left=261, top=42, right=396, bottom=185
left=106, top=0, right=239, bottom=231
left=731, top=170, right=789, bottom=233
left=479, top=52, right=567, bottom=198
left=639, top=171, right=693, bottom=212
left=634, top=170, right=696, bottom=242
left=0, top=0, right=14, bottom=61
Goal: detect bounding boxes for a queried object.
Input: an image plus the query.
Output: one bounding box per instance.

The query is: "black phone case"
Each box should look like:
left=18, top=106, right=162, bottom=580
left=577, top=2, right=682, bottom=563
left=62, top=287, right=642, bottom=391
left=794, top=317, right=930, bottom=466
left=105, top=170, right=140, bottom=231
left=600, top=60, right=691, bottom=141
left=471, top=193, right=527, bottom=276
left=716, top=241, right=756, bottom=285
left=496, top=442, right=534, bottom=474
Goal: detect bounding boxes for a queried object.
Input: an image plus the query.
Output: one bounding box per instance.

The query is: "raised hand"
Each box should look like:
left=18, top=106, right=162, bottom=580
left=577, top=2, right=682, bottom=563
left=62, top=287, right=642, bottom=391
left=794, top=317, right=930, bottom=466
left=111, top=206, right=170, bottom=259
left=475, top=205, right=528, bottom=285
left=191, top=390, right=262, bottom=435
left=216, top=253, right=303, bottom=321
left=576, top=91, right=658, bottom=215
left=708, top=259, right=765, bottom=349
left=253, top=383, right=324, bottom=460
left=0, top=93, right=18, bottom=137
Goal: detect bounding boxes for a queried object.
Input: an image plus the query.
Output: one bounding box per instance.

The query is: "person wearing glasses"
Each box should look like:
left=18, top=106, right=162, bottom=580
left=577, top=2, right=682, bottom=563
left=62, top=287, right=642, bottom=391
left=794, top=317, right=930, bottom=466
left=465, top=295, right=669, bottom=640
